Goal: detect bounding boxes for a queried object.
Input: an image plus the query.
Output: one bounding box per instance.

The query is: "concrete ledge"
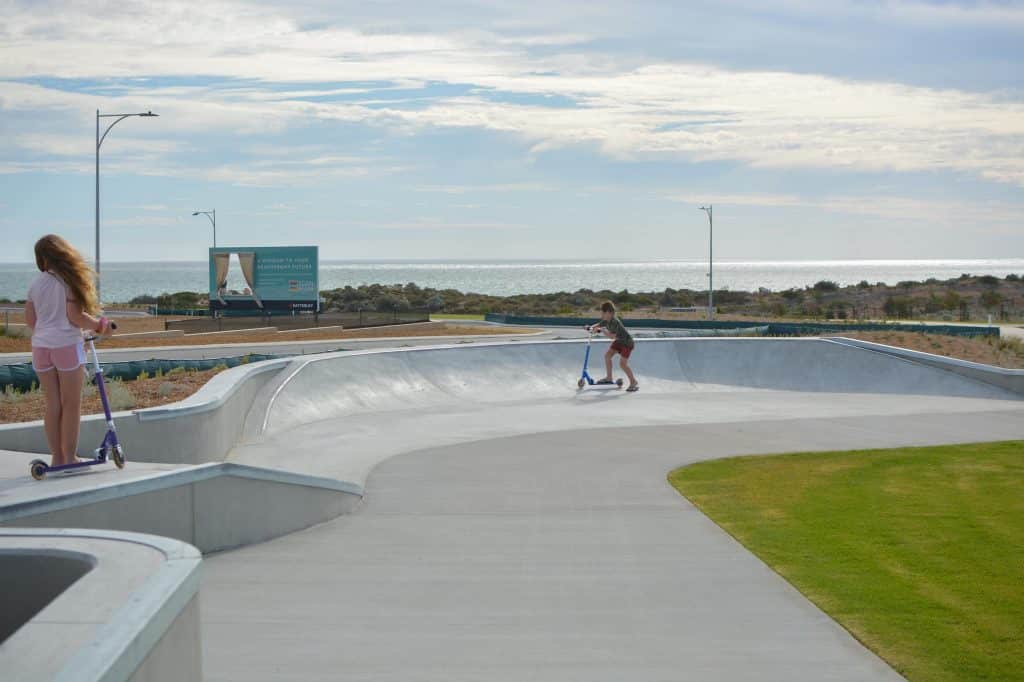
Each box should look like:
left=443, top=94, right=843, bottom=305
left=186, top=326, right=278, bottom=337
left=826, top=336, right=1024, bottom=396
left=0, top=528, right=202, bottom=681
left=287, top=324, right=345, bottom=334
left=114, top=329, right=186, bottom=340
left=0, top=462, right=362, bottom=554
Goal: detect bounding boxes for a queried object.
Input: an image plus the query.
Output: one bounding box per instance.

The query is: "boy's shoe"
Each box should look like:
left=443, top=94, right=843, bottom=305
left=626, top=383, right=639, bottom=392
left=596, top=377, right=615, bottom=385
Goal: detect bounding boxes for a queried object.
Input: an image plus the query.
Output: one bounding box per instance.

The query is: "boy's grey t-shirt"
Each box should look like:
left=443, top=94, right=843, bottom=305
left=596, top=316, right=634, bottom=347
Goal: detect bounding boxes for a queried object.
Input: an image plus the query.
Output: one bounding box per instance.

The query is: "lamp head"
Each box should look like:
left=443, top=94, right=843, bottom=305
left=140, top=111, right=158, bottom=117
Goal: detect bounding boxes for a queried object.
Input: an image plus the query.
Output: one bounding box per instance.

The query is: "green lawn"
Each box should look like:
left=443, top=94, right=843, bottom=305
left=669, top=441, right=1024, bottom=682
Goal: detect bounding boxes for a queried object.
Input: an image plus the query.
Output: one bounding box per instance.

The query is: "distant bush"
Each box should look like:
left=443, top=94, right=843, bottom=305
left=978, top=275, right=999, bottom=287
left=812, top=280, right=839, bottom=292
left=857, top=280, right=871, bottom=289
left=781, top=288, right=802, bottom=301
left=980, top=291, right=1003, bottom=310
left=130, top=294, right=158, bottom=304
left=1006, top=274, right=1021, bottom=282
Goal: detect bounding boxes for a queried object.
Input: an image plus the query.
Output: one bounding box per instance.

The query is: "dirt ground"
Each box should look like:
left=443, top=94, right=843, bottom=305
left=0, top=320, right=532, bottom=353
left=839, top=331, right=1024, bottom=369
left=2, top=365, right=226, bottom=424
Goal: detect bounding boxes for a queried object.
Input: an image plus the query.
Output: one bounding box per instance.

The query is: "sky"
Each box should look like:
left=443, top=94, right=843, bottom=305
left=0, top=0, right=1022, bottom=263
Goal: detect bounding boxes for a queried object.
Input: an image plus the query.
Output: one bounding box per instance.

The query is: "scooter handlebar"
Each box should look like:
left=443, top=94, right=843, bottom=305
left=83, top=320, right=117, bottom=343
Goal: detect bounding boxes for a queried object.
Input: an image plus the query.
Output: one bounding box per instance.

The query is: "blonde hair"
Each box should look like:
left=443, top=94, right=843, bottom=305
left=34, top=234, right=99, bottom=315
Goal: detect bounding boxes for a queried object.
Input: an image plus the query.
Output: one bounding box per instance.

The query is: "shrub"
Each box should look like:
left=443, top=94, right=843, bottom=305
left=812, top=280, right=839, bottom=292
left=980, top=291, right=1003, bottom=310
left=106, top=380, right=135, bottom=411
left=157, top=381, right=174, bottom=398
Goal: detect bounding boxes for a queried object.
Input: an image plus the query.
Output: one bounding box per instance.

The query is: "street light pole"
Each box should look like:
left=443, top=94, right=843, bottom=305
left=698, top=205, right=714, bottom=320
left=95, top=109, right=158, bottom=302
left=192, top=210, right=216, bottom=247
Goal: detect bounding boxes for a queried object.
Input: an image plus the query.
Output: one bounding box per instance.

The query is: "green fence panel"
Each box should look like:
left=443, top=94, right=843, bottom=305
left=484, top=313, right=998, bottom=338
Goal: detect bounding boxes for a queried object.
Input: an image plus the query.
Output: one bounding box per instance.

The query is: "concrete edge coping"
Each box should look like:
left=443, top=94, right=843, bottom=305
left=0, top=461, right=363, bottom=524
left=133, top=357, right=292, bottom=421
left=826, top=336, right=1024, bottom=376
left=0, top=528, right=201, bottom=682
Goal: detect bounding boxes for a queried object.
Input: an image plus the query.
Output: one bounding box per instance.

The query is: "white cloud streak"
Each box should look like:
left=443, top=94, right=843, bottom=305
left=1, top=0, right=1023, bottom=189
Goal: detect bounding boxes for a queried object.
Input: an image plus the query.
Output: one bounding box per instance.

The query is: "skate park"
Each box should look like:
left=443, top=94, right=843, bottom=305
left=2, top=333, right=1024, bottom=680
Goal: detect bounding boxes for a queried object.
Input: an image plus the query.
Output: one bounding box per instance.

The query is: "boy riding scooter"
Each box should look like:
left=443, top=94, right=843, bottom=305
left=586, top=301, right=638, bottom=392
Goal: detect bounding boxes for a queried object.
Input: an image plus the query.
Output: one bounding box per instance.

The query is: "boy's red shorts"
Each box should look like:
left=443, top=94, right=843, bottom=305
left=610, top=341, right=634, bottom=358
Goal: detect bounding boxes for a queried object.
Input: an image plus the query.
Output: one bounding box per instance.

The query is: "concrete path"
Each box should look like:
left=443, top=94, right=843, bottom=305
left=202, top=407, right=1024, bottom=680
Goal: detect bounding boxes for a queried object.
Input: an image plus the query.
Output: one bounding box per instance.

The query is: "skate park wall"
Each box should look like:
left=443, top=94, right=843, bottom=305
left=255, top=338, right=1019, bottom=439
left=0, top=528, right=202, bottom=681
left=0, top=357, right=292, bottom=461
left=2, top=337, right=1017, bottom=463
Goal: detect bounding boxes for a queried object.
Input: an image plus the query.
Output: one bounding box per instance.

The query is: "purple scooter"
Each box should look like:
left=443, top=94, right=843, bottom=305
left=30, top=322, right=125, bottom=480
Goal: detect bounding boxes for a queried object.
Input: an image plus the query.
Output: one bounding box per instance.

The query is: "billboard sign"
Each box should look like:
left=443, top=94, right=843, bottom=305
left=209, top=246, right=318, bottom=313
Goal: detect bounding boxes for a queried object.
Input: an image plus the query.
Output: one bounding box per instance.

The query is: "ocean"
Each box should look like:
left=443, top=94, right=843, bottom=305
left=1, top=259, right=1022, bottom=303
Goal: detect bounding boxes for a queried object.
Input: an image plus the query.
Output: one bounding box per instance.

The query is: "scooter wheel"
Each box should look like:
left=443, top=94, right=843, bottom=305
left=30, top=459, right=47, bottom=481
left=616, top=379, right=624, bottom=388
left=112, top=446, right=126, bottom=469
left=577, top=378, right=586, bottom=389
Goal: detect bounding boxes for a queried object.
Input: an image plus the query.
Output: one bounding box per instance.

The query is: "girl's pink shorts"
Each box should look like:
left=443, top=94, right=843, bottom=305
left=32, top=343, right=86, bottom=373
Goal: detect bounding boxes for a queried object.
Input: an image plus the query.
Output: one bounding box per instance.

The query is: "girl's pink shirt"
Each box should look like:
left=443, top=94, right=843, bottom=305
left=27, top=271, right=83, bottom=348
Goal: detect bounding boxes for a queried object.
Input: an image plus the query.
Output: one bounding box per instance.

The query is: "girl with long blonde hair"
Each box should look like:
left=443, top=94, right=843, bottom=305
left=24, top=235, right=113, bottom=467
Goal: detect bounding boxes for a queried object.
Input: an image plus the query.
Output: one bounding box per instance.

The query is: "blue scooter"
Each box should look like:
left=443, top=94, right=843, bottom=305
left=30, top=323, right=125, bottom=480
left=577, top=327, right=624, bottom=390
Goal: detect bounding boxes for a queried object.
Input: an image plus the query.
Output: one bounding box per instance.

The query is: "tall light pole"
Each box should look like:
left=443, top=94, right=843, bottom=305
left=192, top=210, right=216, bottom=247
left=698, top=205, right=714, bottom=320
left=96, top=109, right=158, bottom=302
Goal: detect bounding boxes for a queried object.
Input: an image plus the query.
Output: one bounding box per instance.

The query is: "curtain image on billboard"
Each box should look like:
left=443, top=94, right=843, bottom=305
left=215, top=252, right=263, bottom=309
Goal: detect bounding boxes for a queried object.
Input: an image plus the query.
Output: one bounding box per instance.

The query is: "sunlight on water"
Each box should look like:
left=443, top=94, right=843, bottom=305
left=1, top=259, right=1022, bottom=302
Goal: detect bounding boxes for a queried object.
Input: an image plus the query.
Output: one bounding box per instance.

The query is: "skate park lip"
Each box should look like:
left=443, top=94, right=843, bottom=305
left=2, top=335, right=1023, bottom=681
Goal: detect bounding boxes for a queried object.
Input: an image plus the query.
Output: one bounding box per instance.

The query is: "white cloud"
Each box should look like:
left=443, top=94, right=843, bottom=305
left=665, top=190, right=1024, bottom=226
left=414, top=182, right=556, bottom=194
left=1, top=0, right=1023, bottom=188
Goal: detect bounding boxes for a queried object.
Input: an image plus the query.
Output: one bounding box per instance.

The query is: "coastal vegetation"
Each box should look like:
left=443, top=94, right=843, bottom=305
left=315, top=273, right=1023, bottom=321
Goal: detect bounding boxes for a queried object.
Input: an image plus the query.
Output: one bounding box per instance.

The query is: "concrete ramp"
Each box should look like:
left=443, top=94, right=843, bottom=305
left=229, top=338, right=1021, bottom=489
left=254, top=338, right=1016, bottom=439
